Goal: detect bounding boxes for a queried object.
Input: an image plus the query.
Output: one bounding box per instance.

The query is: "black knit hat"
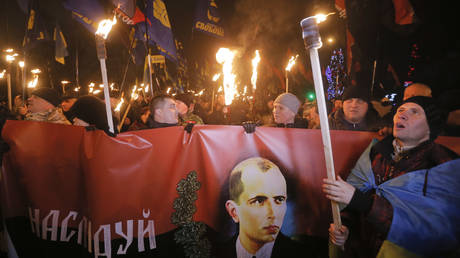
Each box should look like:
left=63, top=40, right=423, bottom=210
left=402, top=96, right=445, bottom=140
left=69, top=95, right=111, bottom=132
left=342, top=86, right=370, bottom=102
left=175, top=92, right=194, bottom=107
left=31, top=88, right=61, bottom=107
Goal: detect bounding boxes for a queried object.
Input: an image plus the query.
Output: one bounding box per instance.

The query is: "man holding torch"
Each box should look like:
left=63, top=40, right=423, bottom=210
left=322, top=97, right=460, bottom=257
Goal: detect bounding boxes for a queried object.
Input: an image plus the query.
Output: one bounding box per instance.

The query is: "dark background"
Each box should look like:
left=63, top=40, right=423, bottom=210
left=0, top=0, right=458, bottom=102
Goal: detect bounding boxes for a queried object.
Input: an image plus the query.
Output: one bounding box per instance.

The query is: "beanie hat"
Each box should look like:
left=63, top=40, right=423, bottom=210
left=31, top=88, right=61, bottom=107
left=61, top=92, right=79, bottom=101
left=342, top=86, right=370, bottom=102
left=274, top=93, right=301, bottom=114
left=402, top=96, right=445, bottom=140
left=69, top=95, right=112, bottom=132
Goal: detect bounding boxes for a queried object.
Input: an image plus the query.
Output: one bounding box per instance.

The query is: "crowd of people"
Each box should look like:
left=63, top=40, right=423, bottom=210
left=0, top=78, right=459, bottom=257
left=2, top=78, right=459, bottom=139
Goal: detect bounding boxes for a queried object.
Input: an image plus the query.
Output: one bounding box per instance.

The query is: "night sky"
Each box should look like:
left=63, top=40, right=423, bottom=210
left=0, top=0, right=458, bottom=101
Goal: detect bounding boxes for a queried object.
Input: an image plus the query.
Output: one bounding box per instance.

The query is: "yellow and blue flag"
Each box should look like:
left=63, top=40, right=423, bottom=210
left=22, top=0, right=50, bottom=49
left=63, top=0, right=105, bottom=34
left=347, top=141, right=460, bottom=256
left=193, top=0, right=224, bottom=37
left=54, top=24, right=69, bottom=65
left=137, top=0, right=177, bottom=62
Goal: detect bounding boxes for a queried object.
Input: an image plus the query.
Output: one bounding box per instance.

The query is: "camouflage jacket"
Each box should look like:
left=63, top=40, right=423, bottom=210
left=25, top=108, right=71, bottom=125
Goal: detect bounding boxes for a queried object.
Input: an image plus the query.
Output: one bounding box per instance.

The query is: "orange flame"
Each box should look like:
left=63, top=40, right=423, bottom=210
left=285, top=55, right=299, bottom=71
left=216, top=48, right=237, bottom=105
left=95, top=16, right=117, bottom=39
left=251, top=50, right=261, bottom=90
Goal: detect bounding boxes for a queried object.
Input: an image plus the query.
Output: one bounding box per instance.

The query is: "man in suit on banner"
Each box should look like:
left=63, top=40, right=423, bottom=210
left=221, top=157, right=308, bottom=258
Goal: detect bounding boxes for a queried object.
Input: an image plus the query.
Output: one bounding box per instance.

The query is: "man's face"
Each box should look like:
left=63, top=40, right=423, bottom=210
left=61, top=98, right=77, bottom=112
left=27, top=95, right=54, bottom=113
left=343, top=98, right=368, bottom=123
left=393, top=102, right=430, bottom=146
left=155, top=98, right=178, bottom=124
left=235, top=167, right=287, bottom=246
left=175, top=100, right=188, bottom=116
left=273, top=103, right=295, bottom=124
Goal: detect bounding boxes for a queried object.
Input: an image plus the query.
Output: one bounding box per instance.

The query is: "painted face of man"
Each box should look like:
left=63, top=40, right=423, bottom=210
left=27, top=95, right=54, bottom=113
left=273, top=103, right=295, bottom=124
left=233, top=166, right=287, bottom=250
left=393, top=102, right=430, bottom=146
left=155, top=98, right=178, bottom=124
left=343, top=98, right=368, bottom=124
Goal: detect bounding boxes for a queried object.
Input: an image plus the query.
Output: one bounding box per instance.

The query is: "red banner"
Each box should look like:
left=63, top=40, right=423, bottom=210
left=2, top=120, right=459, bottom=257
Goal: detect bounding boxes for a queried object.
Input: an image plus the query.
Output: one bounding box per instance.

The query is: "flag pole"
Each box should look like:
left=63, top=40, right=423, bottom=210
left=300, top=16, right=342, bottom=228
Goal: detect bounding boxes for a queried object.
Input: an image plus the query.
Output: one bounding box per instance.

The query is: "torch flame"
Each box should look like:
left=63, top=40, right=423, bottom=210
left=95, top=16, right=117, bottom=39
left=216, top=48, right=237, bottom=105
left=314, top=12, right=335, bottom=24
left=251, top=50, right=261, bottom=90
left=285, top=55, right=299, bottom=71
left=114, top=98, right=124, bottom=112
left=212, top=73, right=221, bottom=81
left=0, top=70, right=5, bottom=79
left=27, top=76, right=38, bottom=88
left=131, top=86, right=139, bottom=100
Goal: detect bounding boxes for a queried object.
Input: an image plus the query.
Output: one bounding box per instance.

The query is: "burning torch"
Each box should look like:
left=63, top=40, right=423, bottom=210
left=300, top=14, right=342, bottom=230
left=285, top=54, right=298, bottom=93
left=95, top=16, right=117, bottom=134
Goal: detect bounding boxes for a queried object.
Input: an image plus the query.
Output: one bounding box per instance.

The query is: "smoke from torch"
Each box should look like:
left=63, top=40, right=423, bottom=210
left=251, top=50, right=260, bottom=90
left=216, top=48, right=238, bottom=105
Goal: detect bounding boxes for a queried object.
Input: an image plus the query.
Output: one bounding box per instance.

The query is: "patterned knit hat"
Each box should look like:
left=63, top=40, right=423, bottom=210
left=402, top=96, right=445, bottom=140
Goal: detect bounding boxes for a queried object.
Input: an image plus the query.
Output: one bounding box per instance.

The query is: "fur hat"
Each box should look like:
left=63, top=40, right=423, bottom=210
left=274, top=93, right=301, bottom=114
left=402, top=96, right=445, bottom=140
left=31, top=88, right=61, bottom=107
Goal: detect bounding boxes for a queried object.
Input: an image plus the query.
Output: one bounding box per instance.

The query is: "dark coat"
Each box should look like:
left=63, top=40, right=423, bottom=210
left=214, top=233, right=312, bottom=258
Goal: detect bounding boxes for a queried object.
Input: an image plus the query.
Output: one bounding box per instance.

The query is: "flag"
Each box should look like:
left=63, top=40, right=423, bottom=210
left=22, top=0, right=50, bottom=49
left=63, top=0, right=105, bottom=33
left=139, top=0, right=177, bottom=62
left=392, top=0, right=415, bottom=25
left=347, top=141, right=460, bottom=256
left=193, top=0, right=224, bottom=37
left=54, top=24, right=69, bottom=65
left=112, top=0, right=146, bottom=25
left=335, top=0, right=355, bottom=73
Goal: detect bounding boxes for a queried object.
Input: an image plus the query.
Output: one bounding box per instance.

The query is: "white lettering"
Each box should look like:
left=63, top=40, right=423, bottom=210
left=28, top=207, right=40, bottom=237
left=60, top=211, right=78, bottom=242
left=94, top=225, right=111, bottom=258
left=78, top=216, right=88, bottom=246
left=138, top=211, right=156, bottom=252
left=42, top=210, right=59, bottom=241
left=115, top=220, right=133, bottom=254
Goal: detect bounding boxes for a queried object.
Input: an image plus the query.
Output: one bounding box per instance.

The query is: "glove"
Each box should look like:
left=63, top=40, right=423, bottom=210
left=185, top=122, right=195, bottom=134
left=242, top=121, right=257, bottom=134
